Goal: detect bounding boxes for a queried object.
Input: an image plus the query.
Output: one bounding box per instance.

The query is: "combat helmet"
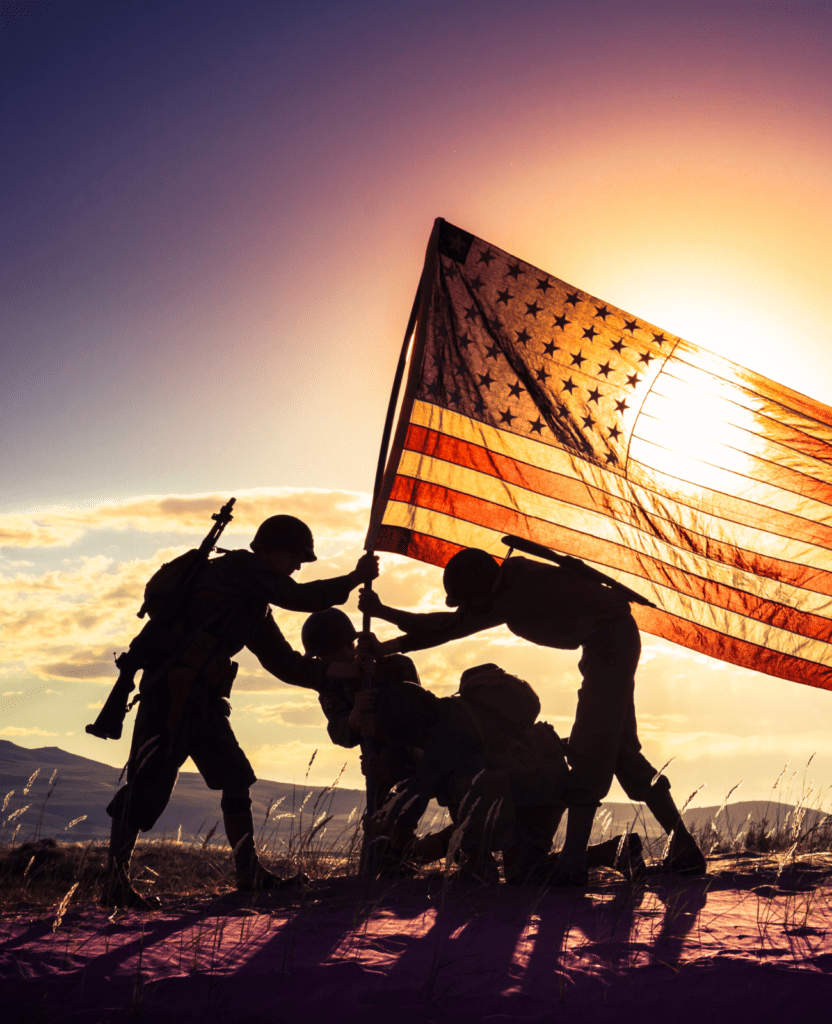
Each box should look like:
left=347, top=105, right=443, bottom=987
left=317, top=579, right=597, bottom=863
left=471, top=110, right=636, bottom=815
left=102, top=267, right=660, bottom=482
left=301, top=608, right=357, bottom=658
left=443, top=548, right=499, bottom=607
left=251, top=515, right=316, bottom=561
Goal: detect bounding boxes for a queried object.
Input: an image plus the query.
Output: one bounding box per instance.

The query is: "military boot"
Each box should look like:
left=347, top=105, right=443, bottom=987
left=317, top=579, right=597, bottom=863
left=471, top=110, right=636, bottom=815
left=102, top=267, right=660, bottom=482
left=100, top=816, right=161, bottom=911
left=224, top=810, right=305, bottom=891
left=643, top=788, right=706, bottom=876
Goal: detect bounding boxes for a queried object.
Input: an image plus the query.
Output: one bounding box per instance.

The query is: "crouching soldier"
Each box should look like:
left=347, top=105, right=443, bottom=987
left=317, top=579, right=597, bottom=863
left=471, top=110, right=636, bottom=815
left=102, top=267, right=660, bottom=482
left=301, top=607, right=427, bottom=875
left=103, top=515, right=378, bottom=909
left=368, top=667, right=644, bottom=886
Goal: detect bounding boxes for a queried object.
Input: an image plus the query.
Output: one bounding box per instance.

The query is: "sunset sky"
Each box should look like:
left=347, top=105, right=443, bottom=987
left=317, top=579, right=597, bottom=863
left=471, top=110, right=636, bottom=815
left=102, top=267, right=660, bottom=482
left=3, top=1, right=832, bottom=810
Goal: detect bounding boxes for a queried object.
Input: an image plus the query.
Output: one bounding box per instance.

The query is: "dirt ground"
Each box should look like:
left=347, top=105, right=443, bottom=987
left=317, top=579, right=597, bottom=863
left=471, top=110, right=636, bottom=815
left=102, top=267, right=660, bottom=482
left=2, top=854, right=831, bottom=1023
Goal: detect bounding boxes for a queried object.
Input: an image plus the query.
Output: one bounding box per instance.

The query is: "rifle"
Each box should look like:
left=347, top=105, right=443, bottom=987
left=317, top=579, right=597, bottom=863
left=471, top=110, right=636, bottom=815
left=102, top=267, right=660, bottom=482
left=358, top=576, right=378, bottom=875
left=85, top=498, right=237, bottom=740
left=500, top=534, right=657, bottom=609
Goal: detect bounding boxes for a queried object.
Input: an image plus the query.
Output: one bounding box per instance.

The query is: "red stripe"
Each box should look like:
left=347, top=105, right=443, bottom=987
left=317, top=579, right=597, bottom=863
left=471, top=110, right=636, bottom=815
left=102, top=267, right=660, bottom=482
left=403, top=423, right=832, bottom=597
left=633, top=604, right=832, bottom=692
left=387, top=474, right=832, bottom=643
left=375, top=524, right=832, bottom=693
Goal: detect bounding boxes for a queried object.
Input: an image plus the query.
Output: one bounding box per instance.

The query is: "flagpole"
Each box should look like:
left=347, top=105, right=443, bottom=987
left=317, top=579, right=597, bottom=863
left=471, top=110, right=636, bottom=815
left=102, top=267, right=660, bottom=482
left=359, top=219, right=441, bottom=874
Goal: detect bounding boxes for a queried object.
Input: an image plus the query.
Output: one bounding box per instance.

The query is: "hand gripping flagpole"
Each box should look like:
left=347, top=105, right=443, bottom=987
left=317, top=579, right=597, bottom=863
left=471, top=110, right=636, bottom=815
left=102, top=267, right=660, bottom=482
left=360, top=220, right=441, bottom=875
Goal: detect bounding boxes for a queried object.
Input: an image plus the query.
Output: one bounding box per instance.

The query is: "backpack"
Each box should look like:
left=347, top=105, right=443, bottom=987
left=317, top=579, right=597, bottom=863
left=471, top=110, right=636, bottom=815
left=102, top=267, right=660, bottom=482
left=137, top=549, right=205, bottom=619
left=458, top=663, right=540, bottom=734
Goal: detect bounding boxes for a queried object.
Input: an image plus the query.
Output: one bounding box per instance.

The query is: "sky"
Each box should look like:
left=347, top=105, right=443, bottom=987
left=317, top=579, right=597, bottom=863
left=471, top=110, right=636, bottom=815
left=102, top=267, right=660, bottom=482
left=2, top=0, right=832, bottom=811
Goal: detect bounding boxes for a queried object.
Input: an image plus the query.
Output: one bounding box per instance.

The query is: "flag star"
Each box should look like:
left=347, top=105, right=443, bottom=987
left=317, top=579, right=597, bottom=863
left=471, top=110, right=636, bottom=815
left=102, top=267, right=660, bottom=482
left=536, top=367, right=550, bottom=383
left=623, top=318, right=638, bottom=333
left=478, top=248, right=497, bottom=265
left=469, top=275, right=485, bottom=292
left=610, top=338, right=626, bottom=354
left=529, top=417, right=545, bottom=434
left=464, top=304, right=479, bottom=322
left=508, top=380, right=524, bottom=399
left=553, top=314, right=570, bottom=330
left=615, top=399, right=629, bottom=413
left=570, top=350, right=586, bottom=368
left=564, top=291, right=581, bottom=306
left=499, top=408, right=517, bottom=425
left=652, top=332, right=668, bottom=345
left=605, top=451, right=618, bottom=465
left=478, top=371, right=496, bottom=389
left=608, top=425, right=622, bottom=441
left=448, top=389, right=461, bottom=406
left=485, top=315, right=502, bottom=333
left=562, top=377, right=577, bottom=394
left=587, top=387, right=602, bottom=404
left=472, top=396, right=486, bottom=416
left=458, top=334, right=473, bottom=350
left=536, top=277, right=553, bottom=294
left=582, top=325, right=599, bottom=342
left=582, top=413, right=596, bottom=430
left=638, top=351, right=654, bottom=366
left=594, top=305, right=612, bottom=320
left=485, top=343, right=500, bottom=360
left=506, top=262, right=522, bottom=280
left=496, top=288, right=513, bottom=306
left=596, top=361, right=613, bottom=378
left=525, top=301, right=543, bottom=318
left=516, top=328, right=532, bottom=344
left=625, top=373, right=640, bottom=387
left=543, top=340, right=557, bottom=357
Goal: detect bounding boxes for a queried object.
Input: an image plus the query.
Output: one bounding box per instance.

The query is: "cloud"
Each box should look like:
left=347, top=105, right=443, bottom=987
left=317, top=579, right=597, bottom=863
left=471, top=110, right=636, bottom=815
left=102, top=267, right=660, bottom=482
left=0, top=487, right=371, bottom=550
left=0, top=727, right=58, bottom=737
left=241, top=699, right=324, bottom=728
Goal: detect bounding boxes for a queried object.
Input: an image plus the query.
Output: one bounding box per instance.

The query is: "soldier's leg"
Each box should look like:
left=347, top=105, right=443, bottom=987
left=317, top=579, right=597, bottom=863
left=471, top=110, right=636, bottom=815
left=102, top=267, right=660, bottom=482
left=191, top=702, right=302, bottom=890
left=104, top=723, right=180, bottom=908
left=502, top=805, right=564, bottom=884
left=559, top=616, right=641, bottom=880
left=615, top=705, right=705, bottom=875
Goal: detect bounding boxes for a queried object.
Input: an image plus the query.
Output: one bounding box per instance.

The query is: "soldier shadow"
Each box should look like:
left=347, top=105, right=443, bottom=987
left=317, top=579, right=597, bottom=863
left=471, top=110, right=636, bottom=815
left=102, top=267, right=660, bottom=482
left=366, top=881, right=533, bottom=1016
left=642, top=877, right=710, bottom=966
left=518, top=877, right=645, bottom=995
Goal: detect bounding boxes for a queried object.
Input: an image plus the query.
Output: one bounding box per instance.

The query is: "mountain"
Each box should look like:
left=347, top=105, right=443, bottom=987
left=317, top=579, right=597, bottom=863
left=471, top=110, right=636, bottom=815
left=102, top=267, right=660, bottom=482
left=0, top=740, right=821, bottom=848
left=0, top=739, right=368, bottom=847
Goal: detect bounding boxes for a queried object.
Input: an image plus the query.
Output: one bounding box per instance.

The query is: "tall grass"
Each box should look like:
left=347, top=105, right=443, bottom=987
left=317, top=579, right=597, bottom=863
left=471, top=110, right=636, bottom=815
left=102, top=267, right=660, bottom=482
left=0, top=753, right=830, bottom=919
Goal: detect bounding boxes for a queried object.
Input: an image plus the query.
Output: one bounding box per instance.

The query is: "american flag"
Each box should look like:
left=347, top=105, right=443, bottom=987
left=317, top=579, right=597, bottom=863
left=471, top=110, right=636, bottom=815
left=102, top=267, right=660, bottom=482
left=368, top=219, right=832, bottom=692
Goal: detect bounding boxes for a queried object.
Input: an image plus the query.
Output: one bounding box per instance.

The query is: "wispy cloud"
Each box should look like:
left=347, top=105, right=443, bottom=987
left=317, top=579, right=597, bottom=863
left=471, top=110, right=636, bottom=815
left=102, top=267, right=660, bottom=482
left=0, top=488, right=371, bottom=550
left=0, top=726, right=59, bottom=737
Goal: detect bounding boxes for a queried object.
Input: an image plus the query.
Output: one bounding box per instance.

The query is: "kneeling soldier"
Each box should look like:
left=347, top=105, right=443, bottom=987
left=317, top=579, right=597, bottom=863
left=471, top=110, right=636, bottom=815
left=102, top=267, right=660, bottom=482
left=103, top=515, right=377, bottom=909
left=370, top=668, right=644, bottom=885
left=302, top=607, right=427, bottom=874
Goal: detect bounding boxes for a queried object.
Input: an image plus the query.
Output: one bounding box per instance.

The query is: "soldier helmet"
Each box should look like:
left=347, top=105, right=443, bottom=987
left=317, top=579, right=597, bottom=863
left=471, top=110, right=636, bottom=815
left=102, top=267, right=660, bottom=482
left=443, top=548, right=499, bottom=607
left=251, top=515, right=316, bottom=561
left=376, top=682, right=440, bottom=745
left=301, top=608, right=357, bottom=658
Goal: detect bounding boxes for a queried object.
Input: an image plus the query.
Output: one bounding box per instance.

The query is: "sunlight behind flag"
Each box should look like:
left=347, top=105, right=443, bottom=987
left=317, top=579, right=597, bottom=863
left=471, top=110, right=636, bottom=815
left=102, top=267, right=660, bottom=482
left=367, top=220, right=832, bottom=691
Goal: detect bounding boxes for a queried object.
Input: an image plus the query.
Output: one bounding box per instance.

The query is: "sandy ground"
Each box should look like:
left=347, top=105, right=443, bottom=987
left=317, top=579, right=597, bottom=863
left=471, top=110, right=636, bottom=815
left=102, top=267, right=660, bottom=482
left=3, top=855, right=831, bottom=1023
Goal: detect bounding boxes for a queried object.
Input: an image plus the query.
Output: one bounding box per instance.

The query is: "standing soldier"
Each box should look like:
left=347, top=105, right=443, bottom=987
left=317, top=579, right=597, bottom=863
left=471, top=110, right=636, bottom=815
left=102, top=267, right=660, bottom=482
left=103, top=515, right=378, bottom=909
left=359, top=547, right=705, bottom=885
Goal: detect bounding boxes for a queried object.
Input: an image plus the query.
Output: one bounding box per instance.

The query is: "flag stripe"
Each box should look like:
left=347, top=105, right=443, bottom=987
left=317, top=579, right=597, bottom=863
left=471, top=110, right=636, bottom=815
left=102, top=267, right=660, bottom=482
left=636, top=395, right=832, bottom=503
left=405, top=413, right=832, bottom=581
left=378, top=505, right=832, bottom=670
left=387, top=472, right=832, bottom=638
left=658, top=359, right=832, bottom=468
left=394, top=445, right=832, bottom=612
left=376, top=522, right=832, bottom=691
left=678, top=342, right=832, bottom=436
left=412, top=401, right=832, bottom=551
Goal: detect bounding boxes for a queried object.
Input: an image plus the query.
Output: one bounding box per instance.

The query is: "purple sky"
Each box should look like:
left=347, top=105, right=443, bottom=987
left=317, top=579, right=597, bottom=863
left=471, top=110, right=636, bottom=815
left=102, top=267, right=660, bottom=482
left=4, top=0, right=831, bottom=508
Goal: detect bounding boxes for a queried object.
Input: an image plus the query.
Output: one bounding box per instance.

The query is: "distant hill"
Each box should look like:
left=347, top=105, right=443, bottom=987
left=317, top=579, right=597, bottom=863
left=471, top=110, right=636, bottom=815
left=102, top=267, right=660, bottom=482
left=0, top=739, right=822, bottom=848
